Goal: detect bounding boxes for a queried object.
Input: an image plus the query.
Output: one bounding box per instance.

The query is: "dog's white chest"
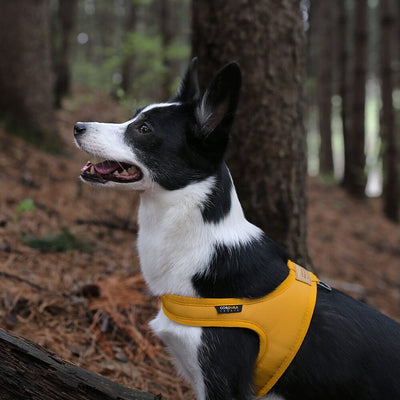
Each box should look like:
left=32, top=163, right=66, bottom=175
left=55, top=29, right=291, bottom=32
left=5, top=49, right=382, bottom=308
left=150, top=309, right=205, bottom=399
left=137, top=182, right=215, bottom=297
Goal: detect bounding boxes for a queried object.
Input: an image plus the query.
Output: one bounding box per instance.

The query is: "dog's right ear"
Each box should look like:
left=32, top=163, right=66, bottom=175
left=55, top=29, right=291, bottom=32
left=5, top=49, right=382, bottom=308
left=171, top=57, right=200, bottom=103
left=195, top=62, right=241, bottom=151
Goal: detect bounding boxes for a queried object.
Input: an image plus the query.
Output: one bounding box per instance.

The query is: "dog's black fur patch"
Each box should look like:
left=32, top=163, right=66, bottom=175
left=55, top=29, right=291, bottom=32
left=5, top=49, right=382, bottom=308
left=192, top=234, right=288, bottom=299
left=199, top=327, right=259, bottom=400
left=200, top=163, right=233, bottom=223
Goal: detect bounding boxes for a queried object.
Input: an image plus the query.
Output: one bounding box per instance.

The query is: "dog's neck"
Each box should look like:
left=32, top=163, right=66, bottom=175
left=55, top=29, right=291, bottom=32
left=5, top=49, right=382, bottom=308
left=137, top=163, right=267, bottom=297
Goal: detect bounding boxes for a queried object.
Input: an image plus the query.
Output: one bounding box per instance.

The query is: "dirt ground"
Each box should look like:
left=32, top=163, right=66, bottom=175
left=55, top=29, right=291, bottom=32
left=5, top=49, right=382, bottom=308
left=0, top=92, right=399, bottom=399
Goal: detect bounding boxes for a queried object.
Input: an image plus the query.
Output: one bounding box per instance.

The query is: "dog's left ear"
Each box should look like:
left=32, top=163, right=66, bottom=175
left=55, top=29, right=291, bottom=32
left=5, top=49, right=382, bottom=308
left=196, top=62, right=241, bottom=146
left=172, top=57, right=200, bottom=103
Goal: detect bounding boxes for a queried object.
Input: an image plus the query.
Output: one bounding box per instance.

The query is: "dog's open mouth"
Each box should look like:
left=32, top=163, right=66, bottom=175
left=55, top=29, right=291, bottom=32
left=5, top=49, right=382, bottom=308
left=80, top=160, right=143, bottom=184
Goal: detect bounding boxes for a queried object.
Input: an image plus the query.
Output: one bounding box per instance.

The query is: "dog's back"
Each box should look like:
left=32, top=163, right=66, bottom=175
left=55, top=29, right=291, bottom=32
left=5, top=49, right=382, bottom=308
left=277, top=288, right=400, bottom=399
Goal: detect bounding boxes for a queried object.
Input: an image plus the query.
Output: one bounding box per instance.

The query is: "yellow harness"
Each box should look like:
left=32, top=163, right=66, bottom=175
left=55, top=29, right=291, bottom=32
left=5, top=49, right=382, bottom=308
left=161, top=261, right=319, bottom=398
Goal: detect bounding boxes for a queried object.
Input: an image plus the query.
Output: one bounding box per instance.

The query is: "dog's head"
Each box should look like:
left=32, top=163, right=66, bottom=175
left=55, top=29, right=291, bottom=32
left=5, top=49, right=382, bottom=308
left=74, top=59, right=241, bottom=191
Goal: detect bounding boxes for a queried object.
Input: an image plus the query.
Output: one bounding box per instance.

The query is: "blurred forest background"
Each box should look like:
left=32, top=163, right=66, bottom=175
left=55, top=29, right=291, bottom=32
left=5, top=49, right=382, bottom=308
left=1, top=0, right=400, bottom=221
left=0, top=0, right=399, bottom=398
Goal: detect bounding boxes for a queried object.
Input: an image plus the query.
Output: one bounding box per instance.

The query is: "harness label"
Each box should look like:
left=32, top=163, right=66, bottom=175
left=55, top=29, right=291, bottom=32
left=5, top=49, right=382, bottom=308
left=294, top=263, right=312, bottom=285
left=215, top=305, right=243, bottom=314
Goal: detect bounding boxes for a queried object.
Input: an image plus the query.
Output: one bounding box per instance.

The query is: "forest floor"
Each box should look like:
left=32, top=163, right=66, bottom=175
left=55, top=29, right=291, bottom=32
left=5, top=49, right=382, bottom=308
left=0, top=92, right=399, bottom=400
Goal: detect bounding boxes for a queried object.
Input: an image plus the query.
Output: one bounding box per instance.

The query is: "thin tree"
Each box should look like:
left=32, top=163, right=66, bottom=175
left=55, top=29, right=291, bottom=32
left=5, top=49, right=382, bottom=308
left=380, top=0, right=398, bottom=221
left=159, top=0, right=174, bottom=99
left=344, top=0, right=368, bottom=197
left=0, top=0, right=62, bottom=152
left=339, top=0, right=352, bottom=189
left=51, top=0, right=78, bottom=108
left=192, top=1, right=310, bottom=266
left=316, top=0, right=334, bottom=176
left=121, top=0, right=137, bottom=95
left=397, top=2, right=400, bottom=89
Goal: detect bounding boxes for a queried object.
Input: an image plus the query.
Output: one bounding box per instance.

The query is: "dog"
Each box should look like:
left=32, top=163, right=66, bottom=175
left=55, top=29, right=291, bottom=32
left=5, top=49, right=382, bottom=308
left=74, top=59, right=400, bottom=400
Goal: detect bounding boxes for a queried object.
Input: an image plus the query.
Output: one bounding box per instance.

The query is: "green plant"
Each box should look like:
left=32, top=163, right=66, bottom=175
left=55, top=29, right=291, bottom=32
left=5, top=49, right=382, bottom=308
left=21, top=228, right=95, bottom=253
left=15, top=199, right=36, bottom=219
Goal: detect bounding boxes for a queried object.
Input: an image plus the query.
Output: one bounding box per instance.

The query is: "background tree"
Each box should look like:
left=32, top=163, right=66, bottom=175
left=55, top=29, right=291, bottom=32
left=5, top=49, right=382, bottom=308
left=121, top=0, right=137, bottom=95
left=159, top=0, right=173, bottom=99
left=51, top=0, right=78, bottom=108
left=380, top=0, right=398, bottom=221
left=0, top=0, right=61, bottom=151
left=192, top=0, right=309, bottom=266
left=344, top=0, right=368, bottom=197
left=338, top=0, right=352, bottom=189
left=397, top=2, right=400, bottom=89
left=316, top=0, right=334, bottom=176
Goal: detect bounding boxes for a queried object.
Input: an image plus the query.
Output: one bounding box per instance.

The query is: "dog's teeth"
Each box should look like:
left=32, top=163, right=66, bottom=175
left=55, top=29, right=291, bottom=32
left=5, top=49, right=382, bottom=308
left=120, top=169, right=129, bottom=176
left=90, top=166, right=95, bottom=174
left=127, top=166, right=137, bottom=174
left=113, top=171, right=120, bottom=176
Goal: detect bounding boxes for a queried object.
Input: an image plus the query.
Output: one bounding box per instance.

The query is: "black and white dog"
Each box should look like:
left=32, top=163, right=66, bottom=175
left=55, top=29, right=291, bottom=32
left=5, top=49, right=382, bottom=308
left=74, top=59, right=400, bottom=400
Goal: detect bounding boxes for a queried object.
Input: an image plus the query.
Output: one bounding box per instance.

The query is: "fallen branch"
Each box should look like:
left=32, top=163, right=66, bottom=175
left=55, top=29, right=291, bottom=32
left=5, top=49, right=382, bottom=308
left=0, top=328, right=162, bottom=400
left=0, top=271, right=46, bottom=291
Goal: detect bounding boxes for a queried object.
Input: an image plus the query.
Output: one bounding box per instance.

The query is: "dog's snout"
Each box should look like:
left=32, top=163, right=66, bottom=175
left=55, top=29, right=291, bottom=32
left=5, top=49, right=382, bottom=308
left=74, top=122, right=87, bottom=136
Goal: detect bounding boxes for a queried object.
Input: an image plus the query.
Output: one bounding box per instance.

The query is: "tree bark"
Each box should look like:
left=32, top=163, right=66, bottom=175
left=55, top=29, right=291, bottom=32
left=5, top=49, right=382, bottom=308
left=121, top=1, right=137, bottom=95
left=339, top=0, right=352, bottom=189
left=380, top=0, right=399, bottom=222
left=344, top=0, right=368, bottom=197
left=0, top=0, right=62, bottom=152
left=52, top=0, right=78, bottom=108
left=192, top=0, right=310, bottom=266
left=159, top=0, right=174, bottom=99
left=0, top=328, right=161, bottom=400
left=316, top=0, right=334, bottom=176
left=397, top=2, right=400, bottom=89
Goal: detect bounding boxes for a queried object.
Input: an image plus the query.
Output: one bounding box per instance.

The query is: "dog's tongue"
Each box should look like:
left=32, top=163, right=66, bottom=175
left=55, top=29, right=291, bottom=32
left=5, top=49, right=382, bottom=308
left=81, top=160, right=122, bottom=174
left=93, top=160, right=121, bottom=174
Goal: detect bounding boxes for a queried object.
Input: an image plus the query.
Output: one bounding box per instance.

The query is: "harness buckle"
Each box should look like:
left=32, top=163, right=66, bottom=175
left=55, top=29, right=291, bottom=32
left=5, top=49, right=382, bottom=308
left=317, top=281, right=332, bottom=291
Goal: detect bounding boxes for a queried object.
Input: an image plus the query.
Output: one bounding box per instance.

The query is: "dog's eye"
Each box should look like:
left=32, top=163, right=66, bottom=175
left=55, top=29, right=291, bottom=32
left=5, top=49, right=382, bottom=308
left=138, top=123, right=151, bottom=134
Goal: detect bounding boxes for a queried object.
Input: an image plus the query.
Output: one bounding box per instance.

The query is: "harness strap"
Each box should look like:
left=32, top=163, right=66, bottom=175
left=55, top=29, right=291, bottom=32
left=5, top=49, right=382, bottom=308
left=161, top=261, right=318, bottom=398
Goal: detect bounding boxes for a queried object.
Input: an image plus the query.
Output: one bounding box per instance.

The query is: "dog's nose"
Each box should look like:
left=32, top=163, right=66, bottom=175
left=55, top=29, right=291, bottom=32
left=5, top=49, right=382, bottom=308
left=74, top=122, right=87, bottom=136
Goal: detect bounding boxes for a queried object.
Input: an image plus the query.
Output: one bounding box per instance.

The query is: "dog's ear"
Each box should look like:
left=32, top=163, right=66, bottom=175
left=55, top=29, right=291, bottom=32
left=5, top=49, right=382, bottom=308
left=196, top=62, right=241, bottom=145
left=172, top=57, right=200, bottom=103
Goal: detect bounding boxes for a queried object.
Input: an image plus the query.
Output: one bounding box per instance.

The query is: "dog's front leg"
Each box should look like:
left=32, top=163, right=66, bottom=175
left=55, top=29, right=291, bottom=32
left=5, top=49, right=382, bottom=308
left=149, top=310, right=208, bottom=399
left=198, top=327, right=259, bottom=400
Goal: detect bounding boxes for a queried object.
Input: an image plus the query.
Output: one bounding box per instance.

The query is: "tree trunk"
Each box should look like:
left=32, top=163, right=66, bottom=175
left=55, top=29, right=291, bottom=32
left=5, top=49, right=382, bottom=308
left=192, top=1, right=310, bottom=267
left=159, top=0, right=174, bottom=99
left=0, top=328, right=161, bottom=400
left=121, top=1, right=137, bottom=95
left=0, top=0, right=62, bottom=152
left=380, top=0, right=399, bottom=222
left=344, top=0, right=368, bottom=197
left=339, top=0, right=352, bottom=189
left=52, top=0, right=78, bottom=108
left=316, top=0, right=334, bottom=176
left=396, top=1, right=400, bottom=89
